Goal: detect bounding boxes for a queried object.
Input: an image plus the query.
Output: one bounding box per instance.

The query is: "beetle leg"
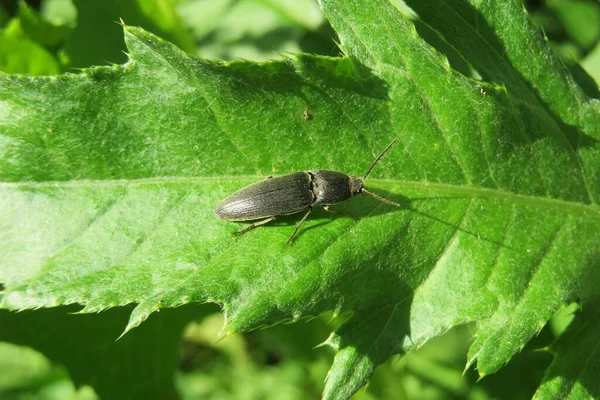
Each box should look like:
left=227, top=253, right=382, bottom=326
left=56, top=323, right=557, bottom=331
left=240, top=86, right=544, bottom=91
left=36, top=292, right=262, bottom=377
left=323, top=205, right=355, bottom=220
left=287, top=207, right=312, bottom=245
left=232, top=216, right=276, bottom=237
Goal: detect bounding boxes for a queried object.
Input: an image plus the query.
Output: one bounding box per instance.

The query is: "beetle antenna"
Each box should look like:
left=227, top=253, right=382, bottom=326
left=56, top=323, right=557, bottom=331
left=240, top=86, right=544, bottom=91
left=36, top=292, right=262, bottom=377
left=361, top=188, right=402, bottom=207
left=362, top=139, right=398, bottom=181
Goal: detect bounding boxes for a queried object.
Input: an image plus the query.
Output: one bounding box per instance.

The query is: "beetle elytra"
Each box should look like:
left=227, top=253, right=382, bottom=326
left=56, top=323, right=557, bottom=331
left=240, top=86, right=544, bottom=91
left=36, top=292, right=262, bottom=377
left=215, top=140, right=400, bottom=244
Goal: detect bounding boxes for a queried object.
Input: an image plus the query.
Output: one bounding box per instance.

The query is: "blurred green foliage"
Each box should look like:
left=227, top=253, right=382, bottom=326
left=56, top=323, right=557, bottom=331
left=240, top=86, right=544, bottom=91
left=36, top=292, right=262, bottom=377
left=0, top=0, right=597, bottom=399
left=526, top=0, right=600, bottom=90
left=0, top=304, right=558, bottom=400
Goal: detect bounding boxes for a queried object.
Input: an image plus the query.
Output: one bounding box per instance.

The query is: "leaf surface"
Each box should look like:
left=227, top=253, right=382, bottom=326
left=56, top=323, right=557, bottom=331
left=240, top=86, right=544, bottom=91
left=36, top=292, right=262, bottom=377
left=0, top=1, right=599, bottom=398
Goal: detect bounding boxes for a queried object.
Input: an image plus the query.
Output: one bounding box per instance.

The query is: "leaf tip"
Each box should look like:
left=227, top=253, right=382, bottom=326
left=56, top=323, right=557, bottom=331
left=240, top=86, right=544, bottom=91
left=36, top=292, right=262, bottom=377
left=464, top=352, right=478, bottom=376
left=116, top=327, right=131, bottom=341
left=320, top=332, right=338, bottom=350
left=462, top=361, right=471, bottom=377
left=313, top=340, right=328, bottom=350
left=118, top=314, right=145, bottom=340
left=216, top=308, right=236, bottom=341
left=476, top=372, right=488, bottom=382
left=215, top=326, right=236, bottom=343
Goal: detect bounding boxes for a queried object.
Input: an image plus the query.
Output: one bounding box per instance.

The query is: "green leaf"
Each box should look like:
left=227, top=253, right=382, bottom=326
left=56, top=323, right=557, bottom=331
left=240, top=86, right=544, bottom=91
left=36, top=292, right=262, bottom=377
left=535, top=300, right=600, bottom=399
left=582, top=41, right=600, bottom=85
left=548, top=0, right=600, bottom=51
left=0, top=1, right=599, bottom=399
left=0, top=341, right=97, bottom=399
left=18, top=1, right=72, bottom=47
left=0, top=304, right=206, bottom=400
left=177, top=0, right=334, bottom=62
left=0, top=4, right=70, bottom=76
left=40, top=0, right=77, bottom=27
left=0, top=31, right=61, bottom=75
left=64, top=0, right=196, bottom=68
left=177, top=312, right=332, bottom=399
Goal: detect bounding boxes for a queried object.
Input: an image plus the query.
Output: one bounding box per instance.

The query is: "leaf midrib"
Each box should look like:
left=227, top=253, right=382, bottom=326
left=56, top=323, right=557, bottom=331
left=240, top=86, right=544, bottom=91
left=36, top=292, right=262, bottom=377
left=2, top=176, right=598, bottom=219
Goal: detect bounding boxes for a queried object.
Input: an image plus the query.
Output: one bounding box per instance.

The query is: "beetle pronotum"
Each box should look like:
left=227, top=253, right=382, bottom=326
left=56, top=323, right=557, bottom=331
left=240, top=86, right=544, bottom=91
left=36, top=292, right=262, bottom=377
left=214, top=140, right=400, bottom=244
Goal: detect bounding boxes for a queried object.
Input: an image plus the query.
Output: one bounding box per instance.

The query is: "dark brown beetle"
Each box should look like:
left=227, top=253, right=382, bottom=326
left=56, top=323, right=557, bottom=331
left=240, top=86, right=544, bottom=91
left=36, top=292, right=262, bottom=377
left=215, top=140, right=400, bottom=244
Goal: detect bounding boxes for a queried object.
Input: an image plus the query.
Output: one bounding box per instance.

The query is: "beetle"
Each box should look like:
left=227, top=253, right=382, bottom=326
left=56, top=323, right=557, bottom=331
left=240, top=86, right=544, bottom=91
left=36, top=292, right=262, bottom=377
left=214, top=140, right=400, bottom=244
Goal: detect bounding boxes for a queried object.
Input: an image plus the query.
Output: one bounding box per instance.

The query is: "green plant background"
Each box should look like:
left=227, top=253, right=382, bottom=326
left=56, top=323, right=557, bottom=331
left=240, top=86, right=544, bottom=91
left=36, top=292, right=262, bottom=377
left=0, top=0, right=599, bottom=399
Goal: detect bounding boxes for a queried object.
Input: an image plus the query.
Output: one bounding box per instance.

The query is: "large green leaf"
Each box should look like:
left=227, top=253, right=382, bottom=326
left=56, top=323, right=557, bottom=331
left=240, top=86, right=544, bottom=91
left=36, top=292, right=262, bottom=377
left=0, top=0, right=599, bottom=399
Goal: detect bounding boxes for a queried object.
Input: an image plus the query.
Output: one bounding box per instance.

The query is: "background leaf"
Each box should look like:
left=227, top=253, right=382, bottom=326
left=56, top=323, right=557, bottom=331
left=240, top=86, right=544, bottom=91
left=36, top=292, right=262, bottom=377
left=177, top=0, right=337, bottom=61
left=0, top=2, right=70, bottom=75
left=17, top=1, right=71, bottom=47
left=1, top=0, right=599, bottom=399
left=0, top=304, right=207, bottom=399
left=534, top=299, right=600, bottom=399
left=0, top=31, right=61, bottom=74
left=0, top=341, right=96, bottom=399
left=63, top=0, right=195, bottom=68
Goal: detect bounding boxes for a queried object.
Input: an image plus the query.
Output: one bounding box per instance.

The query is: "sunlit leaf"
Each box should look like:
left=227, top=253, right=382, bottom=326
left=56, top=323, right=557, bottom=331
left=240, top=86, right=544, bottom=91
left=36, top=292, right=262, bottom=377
left=1, top=1, right=599, bottom=398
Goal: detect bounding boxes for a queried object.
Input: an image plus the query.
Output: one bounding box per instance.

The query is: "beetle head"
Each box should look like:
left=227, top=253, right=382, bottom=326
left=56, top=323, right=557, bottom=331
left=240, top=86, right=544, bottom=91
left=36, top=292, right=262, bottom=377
left=349, top=176, right=364, bottom=196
